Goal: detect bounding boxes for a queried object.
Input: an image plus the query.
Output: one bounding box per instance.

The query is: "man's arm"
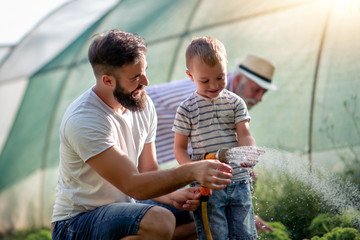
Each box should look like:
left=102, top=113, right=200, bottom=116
left=86, top=145, right=232, bottom=201
left=138, top=142, right=202, bottom=210
left=138, top=142, right=201, bottom=211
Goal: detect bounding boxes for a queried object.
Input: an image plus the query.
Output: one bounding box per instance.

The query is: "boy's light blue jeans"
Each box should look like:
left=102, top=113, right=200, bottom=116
left=191, top=174, right=257, bottom=240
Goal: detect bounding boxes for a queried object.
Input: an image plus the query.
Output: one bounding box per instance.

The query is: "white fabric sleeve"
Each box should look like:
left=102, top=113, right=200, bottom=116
left=64, top=112, right=115, bottom=162
left=145, top=97, right=157, bottom=143
left=233, top=94, right=251, bottom=124
left=172, top=104, right=191, bottom=136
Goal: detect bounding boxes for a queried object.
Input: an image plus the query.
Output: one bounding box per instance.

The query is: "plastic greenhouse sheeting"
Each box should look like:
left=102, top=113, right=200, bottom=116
left=0, top=0, right=359, bottom=233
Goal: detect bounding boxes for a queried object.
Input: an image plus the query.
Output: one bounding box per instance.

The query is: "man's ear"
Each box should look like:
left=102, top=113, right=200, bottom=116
left=186, top=70, right=194, bottom=82
left=102, top=74, right=115, bottom=87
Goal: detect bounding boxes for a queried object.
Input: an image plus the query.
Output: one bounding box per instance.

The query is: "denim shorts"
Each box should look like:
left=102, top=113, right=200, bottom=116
left=191, top=176, right=257, bottom=240
left=136, top=199, right=193, bottom=226
left=52, top=202, right=153, bottom=240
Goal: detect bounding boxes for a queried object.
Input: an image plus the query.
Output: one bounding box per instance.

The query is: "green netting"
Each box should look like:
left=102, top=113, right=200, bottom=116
left=0, top=25, right=98, bottom=191
left=0, top=68, right=66, bottom=191
left=0, top=0, right=359, bottom=194
left=312, top=3, right=360, bottom=152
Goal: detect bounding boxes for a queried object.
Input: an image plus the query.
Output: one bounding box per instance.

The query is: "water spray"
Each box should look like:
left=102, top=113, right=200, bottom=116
left=255, top=147, right=360, bottom=215
left=198, top=146, right=360, bottom=237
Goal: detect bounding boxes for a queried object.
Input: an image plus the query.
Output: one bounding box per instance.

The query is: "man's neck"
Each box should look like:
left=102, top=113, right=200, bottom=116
left=92, top=86, right=127, bottom=114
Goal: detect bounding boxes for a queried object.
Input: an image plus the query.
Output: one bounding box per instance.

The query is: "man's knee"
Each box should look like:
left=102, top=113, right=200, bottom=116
left=137, top=206, right=176, bottom=239
left=173, top=221, right=197, bottom=240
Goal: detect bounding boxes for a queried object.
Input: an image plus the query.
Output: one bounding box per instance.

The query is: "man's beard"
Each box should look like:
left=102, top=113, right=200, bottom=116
left=113, top=81, right=147, bottom=112
left=235, top=81, right=257, bottom=110
left=243, top=98, right=257, bottom=110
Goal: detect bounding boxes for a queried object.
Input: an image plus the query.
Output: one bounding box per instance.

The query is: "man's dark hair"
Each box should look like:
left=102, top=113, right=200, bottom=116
left=88, top=29, right=147, bottom=78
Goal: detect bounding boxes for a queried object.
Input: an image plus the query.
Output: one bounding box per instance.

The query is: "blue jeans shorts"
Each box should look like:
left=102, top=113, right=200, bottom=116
left=52, top=202, right=153, bottom=240
left=136, top=199, right=193, bottom=226
left=191, top=176, right=258, bottom=240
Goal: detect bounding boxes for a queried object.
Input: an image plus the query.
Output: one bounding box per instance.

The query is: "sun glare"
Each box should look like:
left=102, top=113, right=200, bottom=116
left=332, top=0, right=360, bottom=15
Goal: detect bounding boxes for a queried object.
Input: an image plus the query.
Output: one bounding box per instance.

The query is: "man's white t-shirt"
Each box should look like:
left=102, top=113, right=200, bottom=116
left=52, top=87, right=157, bottom=222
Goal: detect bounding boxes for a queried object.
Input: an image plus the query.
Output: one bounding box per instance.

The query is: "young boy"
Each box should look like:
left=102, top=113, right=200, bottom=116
left=173, top=36, right=258, bottom=239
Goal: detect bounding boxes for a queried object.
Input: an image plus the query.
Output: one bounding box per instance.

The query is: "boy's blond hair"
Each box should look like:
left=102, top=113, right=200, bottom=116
left=185, top=36, right=227, bottom=70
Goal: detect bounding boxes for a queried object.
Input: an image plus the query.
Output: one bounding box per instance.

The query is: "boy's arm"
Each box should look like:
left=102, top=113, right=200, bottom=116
left=236, top=120, right=256, bottom=146
left=236, top=120, right=263, bottom=167
left=174, top=132, right=192, bottom=165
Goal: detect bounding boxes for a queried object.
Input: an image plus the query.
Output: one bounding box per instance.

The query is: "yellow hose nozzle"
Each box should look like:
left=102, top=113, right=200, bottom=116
left=198, top=148, right=229, bottom=163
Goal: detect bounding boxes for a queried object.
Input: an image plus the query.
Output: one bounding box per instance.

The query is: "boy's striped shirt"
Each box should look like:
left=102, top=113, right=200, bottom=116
left=173, top=89, right=250, bottom=160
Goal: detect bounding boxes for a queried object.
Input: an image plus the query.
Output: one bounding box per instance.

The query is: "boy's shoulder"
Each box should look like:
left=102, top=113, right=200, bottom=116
left=180, top=91, right=198, bottom=106
left=220, top=89, right=246, bottom=110
left=222, top=88, right=240, bottom=99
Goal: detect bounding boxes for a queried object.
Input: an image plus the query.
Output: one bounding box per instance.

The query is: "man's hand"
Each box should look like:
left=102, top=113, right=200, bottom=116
left=189, top=160, right=233, bottom=190
left=254, top=215, right=274, bottom=232
left=170, top=187, right=201, bottom=211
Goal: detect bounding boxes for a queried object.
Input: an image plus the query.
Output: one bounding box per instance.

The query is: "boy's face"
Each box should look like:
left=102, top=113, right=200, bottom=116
left=186, top=57, right=227, bottom=99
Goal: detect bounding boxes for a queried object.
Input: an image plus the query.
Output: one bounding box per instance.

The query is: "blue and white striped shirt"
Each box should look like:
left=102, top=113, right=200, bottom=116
left=172, top=89, right=250, bottom=161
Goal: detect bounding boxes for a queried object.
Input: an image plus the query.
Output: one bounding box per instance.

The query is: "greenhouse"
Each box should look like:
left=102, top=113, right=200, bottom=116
left=0, top=0, right=359, bottom=238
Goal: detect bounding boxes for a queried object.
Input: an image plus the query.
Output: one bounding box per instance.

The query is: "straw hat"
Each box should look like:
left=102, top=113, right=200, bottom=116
left=238, top=55, right=277, bottom=90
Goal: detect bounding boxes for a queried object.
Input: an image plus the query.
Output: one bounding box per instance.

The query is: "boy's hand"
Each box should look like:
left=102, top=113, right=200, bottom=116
left=235, top=146, right=265, bottom=168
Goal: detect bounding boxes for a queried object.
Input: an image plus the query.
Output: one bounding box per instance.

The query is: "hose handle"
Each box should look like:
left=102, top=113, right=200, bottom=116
left=200, top=184, right=210, bottom=201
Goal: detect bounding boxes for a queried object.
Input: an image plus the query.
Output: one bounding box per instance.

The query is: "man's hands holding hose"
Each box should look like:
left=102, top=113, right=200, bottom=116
left=189, top=160, right=233, bottom=190
left=170, top=187, right=201, bottom=211
left=168, top=159, right=232, bottom=211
